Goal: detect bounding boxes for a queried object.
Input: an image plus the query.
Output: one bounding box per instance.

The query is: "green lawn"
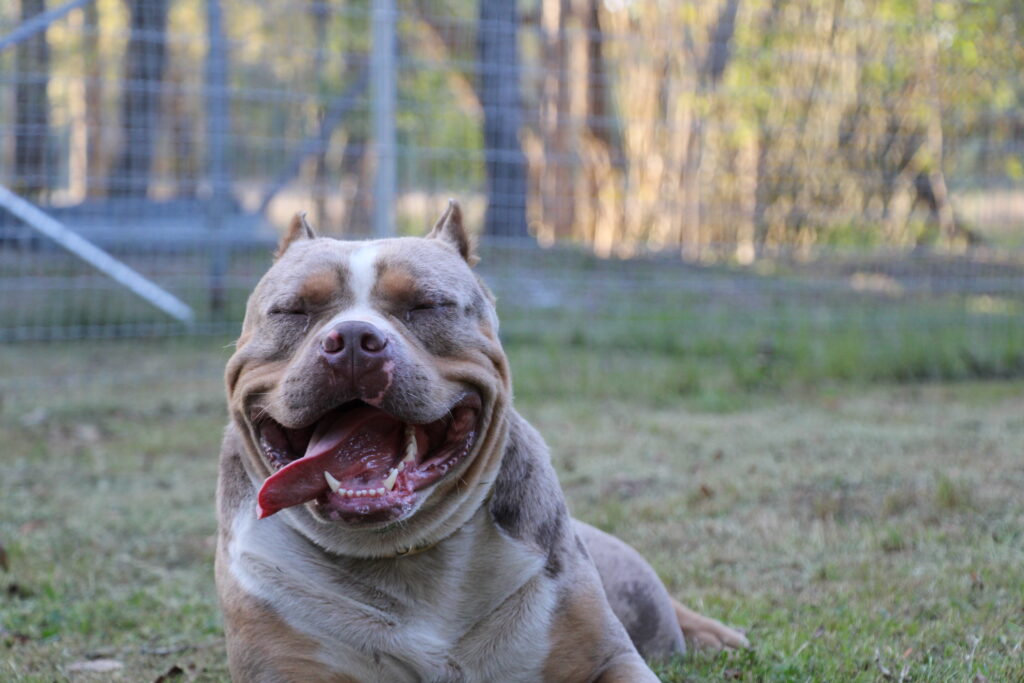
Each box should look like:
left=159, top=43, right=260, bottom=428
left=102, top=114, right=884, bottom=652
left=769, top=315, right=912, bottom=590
left=1, top=335, right=1022, bottom=681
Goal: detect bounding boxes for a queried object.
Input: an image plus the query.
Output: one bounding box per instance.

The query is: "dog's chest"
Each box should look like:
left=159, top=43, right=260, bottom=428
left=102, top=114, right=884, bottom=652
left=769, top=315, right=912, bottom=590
left=229, top=508, right=557, bottom=681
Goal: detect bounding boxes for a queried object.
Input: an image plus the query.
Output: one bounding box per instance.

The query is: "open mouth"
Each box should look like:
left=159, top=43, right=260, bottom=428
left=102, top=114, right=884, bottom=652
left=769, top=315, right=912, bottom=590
left=252, top=393, right=481, bottom=524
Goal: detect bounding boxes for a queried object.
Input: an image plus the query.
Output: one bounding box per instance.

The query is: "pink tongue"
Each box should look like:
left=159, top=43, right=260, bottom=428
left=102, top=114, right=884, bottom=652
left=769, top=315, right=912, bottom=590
left=257, top=405, right=402, bottom=518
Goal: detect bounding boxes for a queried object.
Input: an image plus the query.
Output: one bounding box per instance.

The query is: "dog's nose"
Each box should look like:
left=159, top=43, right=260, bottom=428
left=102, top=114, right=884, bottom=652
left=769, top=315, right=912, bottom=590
left=318, top=321, right=393, bottom=402
left=321, top=321, right=389, bottom=356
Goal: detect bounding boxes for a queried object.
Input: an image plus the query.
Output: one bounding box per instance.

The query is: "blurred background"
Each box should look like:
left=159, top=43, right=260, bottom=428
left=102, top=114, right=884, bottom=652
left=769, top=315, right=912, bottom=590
left=2, top=2, right=1024, bottom=680
left=1, top=0, right=1022, bottom=410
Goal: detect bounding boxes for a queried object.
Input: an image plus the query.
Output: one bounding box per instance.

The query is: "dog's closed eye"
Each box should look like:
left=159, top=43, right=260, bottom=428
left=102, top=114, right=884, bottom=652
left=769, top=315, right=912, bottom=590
left=268, top=306, right=308, bottom=318
left=405, top=301, right=455, bottom=322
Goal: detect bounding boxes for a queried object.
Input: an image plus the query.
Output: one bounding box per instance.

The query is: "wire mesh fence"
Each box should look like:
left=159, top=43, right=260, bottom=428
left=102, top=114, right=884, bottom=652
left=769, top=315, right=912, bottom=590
left=1, top=0, right=1022, bottom=411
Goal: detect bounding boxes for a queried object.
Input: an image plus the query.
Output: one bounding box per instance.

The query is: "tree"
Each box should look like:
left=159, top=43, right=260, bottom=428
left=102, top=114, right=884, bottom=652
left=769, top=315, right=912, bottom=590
left=13, top=0, right=50, bottom=200
left=109, top=0, right=169, bottom=197
left=537, top=0, right=574, bottom=241
left=478, top=0, right=530, bottom=239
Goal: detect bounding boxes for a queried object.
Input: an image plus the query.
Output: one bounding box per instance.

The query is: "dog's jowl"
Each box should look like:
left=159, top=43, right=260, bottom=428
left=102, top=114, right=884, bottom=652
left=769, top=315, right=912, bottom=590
left=216, top=202, right=748, bottom=682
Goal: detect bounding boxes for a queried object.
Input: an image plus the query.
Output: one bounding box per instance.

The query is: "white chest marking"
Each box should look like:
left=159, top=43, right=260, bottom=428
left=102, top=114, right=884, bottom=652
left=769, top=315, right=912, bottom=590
left=227, top=507, right=557, bottom=682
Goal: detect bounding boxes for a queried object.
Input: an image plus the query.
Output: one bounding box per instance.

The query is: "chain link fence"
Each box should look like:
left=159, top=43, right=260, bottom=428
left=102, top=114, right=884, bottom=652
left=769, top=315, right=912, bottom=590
left=1, top=0, right=1023, bottom=410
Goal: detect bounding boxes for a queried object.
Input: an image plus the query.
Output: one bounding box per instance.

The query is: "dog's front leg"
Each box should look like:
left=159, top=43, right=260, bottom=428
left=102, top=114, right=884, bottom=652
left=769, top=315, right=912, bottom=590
left=541, top=579, right=661, bottom=682
left=594, top=652, right=661, bottom=682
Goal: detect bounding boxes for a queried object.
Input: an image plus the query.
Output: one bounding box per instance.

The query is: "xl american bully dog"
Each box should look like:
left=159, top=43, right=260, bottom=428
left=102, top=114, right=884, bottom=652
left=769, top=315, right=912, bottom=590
left=216, top=202, right=748, bottom=682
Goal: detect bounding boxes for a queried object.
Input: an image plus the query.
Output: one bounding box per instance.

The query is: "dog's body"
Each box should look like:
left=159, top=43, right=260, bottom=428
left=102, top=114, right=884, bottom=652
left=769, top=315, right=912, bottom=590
left=216, top=205, right=746, bottom=682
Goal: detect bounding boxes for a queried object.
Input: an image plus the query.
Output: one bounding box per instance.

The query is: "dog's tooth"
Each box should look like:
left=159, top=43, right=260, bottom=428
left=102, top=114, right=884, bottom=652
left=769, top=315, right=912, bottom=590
left=403, top=425, right=418, bottom=463
left=376, top=487, right=386, bottom=496
left=383, top=468, right=399, bottom=491
left=324, top=471, right=342, bottom=493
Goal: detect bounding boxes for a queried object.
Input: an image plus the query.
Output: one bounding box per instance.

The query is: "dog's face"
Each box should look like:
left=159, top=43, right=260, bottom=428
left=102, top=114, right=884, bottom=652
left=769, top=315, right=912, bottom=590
left=225, top=204, right=510, bottom=555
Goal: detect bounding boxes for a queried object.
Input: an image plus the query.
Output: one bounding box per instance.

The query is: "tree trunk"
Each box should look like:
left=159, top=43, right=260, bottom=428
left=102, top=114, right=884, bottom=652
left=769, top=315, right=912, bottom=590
left=539, top=0, right=575, bottom=241
left=478, top=0, right=530, bottom=239
left=341, top=122, right=373, bottom=238
left=13, top=0, right=51, bottom=200
left=680, top=0, right=740, bottom=256
left=580, top=0, right=623, bottom=253
left=110, top=0, right=169, bottom=198
left=84, top=1, right=105, bottom=197
left=309, top=0, right=329, bottom=226
left=918, top=0, right=956, bottom=244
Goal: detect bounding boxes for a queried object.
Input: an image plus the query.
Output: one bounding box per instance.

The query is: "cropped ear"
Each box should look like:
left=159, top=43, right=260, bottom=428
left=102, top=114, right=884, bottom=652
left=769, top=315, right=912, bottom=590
left=275, top=212, right=318, bottom=259
left=426, top=199, right=477, bottom=265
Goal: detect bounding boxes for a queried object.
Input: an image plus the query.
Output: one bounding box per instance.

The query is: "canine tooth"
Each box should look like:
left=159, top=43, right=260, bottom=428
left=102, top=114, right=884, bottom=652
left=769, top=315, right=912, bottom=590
left=403, top=425, right=418, bottom=463
left=384, top=467, right=399, bottom=491
left=324, top=471, right=342, bottom=493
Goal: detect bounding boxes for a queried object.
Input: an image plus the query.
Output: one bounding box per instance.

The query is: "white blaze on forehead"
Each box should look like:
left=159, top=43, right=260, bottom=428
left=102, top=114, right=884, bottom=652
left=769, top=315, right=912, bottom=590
left=323, top=242, right=398, bottom=335
left=347, top=243, right=380, bottom=308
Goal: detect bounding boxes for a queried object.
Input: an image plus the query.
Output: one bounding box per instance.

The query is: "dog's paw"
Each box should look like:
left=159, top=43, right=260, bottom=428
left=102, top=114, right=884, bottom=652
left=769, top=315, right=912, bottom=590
left=683, top=617, right=749, bottom=651
left=673, top=601, right=750, bottom=651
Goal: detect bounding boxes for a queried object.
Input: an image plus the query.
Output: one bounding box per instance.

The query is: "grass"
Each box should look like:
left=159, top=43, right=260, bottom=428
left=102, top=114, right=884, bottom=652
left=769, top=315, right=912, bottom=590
left=1, top=249, right=1022, bottom=680
left=2, top=330, right=1023, bottom=682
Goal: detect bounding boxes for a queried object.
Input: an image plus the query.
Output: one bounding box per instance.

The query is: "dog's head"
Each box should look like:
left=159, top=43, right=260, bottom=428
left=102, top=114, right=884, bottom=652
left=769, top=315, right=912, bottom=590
left=225, top=202, right=510, bottom=556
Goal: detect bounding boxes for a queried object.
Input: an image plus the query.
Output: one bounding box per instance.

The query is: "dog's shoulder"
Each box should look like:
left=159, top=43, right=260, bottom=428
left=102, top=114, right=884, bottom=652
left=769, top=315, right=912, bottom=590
left=489, top=412, right=653, bottom=679
left=488, top=411, right=574, bottom=579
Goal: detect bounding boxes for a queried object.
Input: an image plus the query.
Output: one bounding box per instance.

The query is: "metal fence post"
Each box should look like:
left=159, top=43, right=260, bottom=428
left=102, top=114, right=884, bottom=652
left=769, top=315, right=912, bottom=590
left=371, top=0, right=396, bottom=239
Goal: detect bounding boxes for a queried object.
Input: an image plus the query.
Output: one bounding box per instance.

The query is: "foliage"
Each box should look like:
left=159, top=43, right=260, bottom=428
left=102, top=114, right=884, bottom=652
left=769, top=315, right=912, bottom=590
left=1, top=0, right=1020, bottom=250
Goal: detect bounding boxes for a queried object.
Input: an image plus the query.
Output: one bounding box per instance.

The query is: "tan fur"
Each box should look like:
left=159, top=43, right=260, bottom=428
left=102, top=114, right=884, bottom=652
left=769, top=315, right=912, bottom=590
left=216, top=554, right=352, bottom=683
left=298, top=271, right=339, bottom=306
left=225, top=359, right=287, bottom=414
left=542, top=584, right=650, bottom=682
left=594, top=655, right=661, bottom=683
left=375, top=267, right=419, bottom=304
left=672, top=598, right=750, bottom=651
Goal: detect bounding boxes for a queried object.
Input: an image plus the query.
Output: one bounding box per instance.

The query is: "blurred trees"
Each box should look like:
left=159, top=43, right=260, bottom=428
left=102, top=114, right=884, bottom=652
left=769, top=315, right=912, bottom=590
left=522, top=0, right=1021, bottom=255
left=1, top=0, right=1020, bottom=252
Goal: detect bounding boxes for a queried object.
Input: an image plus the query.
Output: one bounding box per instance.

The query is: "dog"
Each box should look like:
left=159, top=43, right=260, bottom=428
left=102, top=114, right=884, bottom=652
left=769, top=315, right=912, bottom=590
left=216, top=202, right=748, bottom=682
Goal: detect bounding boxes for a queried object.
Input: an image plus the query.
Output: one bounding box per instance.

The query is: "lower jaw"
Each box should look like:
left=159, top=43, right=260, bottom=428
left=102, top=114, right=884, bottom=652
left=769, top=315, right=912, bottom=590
left=313, top=489, right=421, bottom=525
left=306, top=442, right=477, bottom=526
